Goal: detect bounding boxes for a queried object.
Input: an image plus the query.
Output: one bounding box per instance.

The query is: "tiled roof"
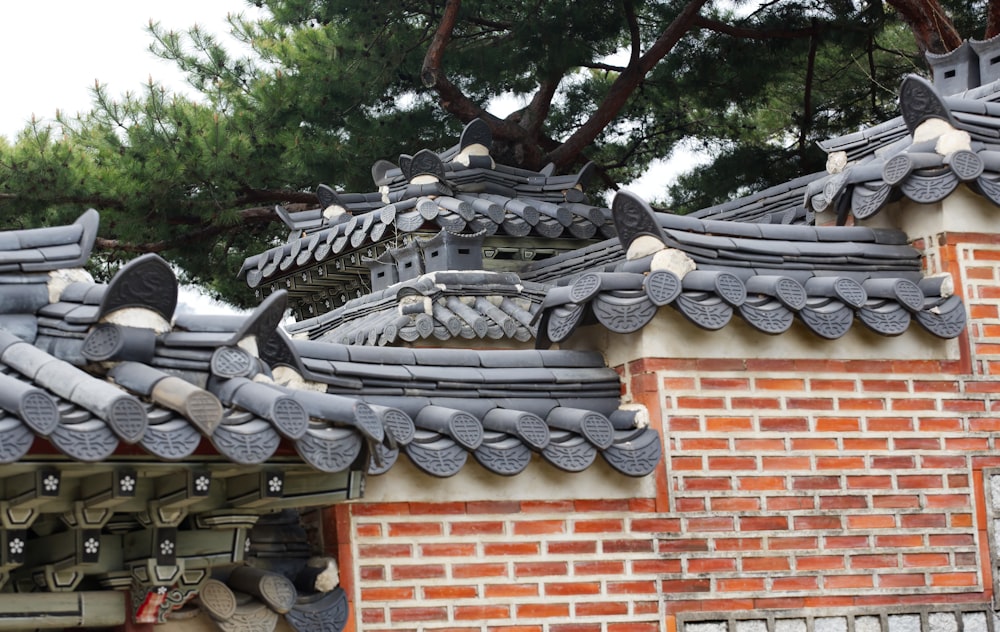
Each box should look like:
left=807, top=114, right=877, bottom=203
left=238, top=120, right=614, bottom=304
left=0, top=213, right=656, bottom=480
left=811, top=75, right=1000, bottom=222
left=531, top=192, right=964, bottom=343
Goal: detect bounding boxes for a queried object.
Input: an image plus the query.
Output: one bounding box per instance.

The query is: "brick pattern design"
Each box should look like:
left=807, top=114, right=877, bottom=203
left=349, top=500, right=664, bottom=632
left=342, top=234, right=1000, bottom=631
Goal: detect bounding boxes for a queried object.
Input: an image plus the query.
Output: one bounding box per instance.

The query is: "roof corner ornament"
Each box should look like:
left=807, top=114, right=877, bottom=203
left=899, top=74, right=958, bottom=135
left=611, top=191, right=669, bottom=257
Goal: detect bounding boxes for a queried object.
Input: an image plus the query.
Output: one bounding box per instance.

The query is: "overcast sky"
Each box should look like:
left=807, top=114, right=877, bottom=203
left=0, top=1, right=259, bottom=140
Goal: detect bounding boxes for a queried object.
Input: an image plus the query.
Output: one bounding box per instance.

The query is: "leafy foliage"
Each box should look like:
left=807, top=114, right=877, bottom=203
left=0, top=0, right=992, bottom=301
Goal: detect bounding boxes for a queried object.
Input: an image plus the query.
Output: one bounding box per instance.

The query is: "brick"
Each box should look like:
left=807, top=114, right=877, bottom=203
left=676, top=498, right=707, bottom=512
left=925, top=493, right=970, bottom=509
left=733, top=397, right=783, bottom=409
left=846, top=475, right=893, bottom=489
left=919, top=418, right=964, bottom=431
left=708, top=456, right=757, bottom=470
left=824, top=574, right=874, bottom=589
left=897, top=474, right=944, bottom=489
left=484, top=542, right=539, bottom=556
left=353, top=503, right=409, bottom=516
left=847, top=515, right=896, bottom=529
left=772, top=576, right=819, bottom=591
left=356, top=523, right=382, bottom=538
left=485, top=583, right=539, bottom=598
left=408, top=501, right=466, bottom=515
left=878, top=573, right=927, bottom=588
left=738, top=477, right=787, bottom=491
left=420, top=543, right=477, bottom=557
left=677, top=396, right=727, bottom=409
left=876, top=534, right=925, bottom=548
left=450, top=521, right=505, bottom=535
left=658, top=539, right=709, bottom=552
left=816, top=417, right=861, bottom=431
left=794, top=515, right=843, bottom=530
left=683, top=477, right=734, bottom=492
left=670, top=457, right=704, bottom=471
left=607, top=580, right=658, bottom=594
left=843, top=437, right=887, bottom=450
left=819, top=495, right=868, bottom=509
left=817, top=456, right=865, bottom=470
left=767, top=496, right=815, bottom=511
left=903, top=553, right=950, bottom=567
left=514, top=561, right=567, bottom=577
left=705, top=417, right=754, bottom=431
left=792, top=476, right=841, bottom=490
left=359, top=543, right=412, bottom=557
left=667, top=417, right=700, bottom=431
left=607, top=623, right=661, bottom=632
left=455, top=605, right=510, bottom=620
left=715, top=537, right=763, bottom=551
left=391, top=606, right=448, bottom=622
left=711, top=497, right=761, bottom=511
left=762, top=456, right=811, bottom=470
left=952, top=513, right=974, bottom=527
left=546, top=582, right=602, bottom=596
left=575, top=498, right=631, bottom=512
left=839, top=398, right=886, bottom=410
left=785, top=398, right=836, bottom=410
left=946, top=437, right=990, bottom=450
left=894, top=437, right=940, bottom=450
left=574, top=560, right=625, bottom=575
left=872, top=494, right=922, bottom=510
left=359, top=565, right=385, bottom=581
left=768, top=536, right=818, bottom=550
left=662, top=377, right=697, bottom=389
left=900, top=513, right=947, bottom=528
left=871, top=455, right=915, bottom=469
left=546, top=541, right=597, bottom=556
left=790, top=438, right=838, bottom=450
left=682, top=438, right=729, bottom=450
left=661, top=578, right=712, bottom=593
left=868, top=417, right=914, bottom=432
left=920, top=455, right=967, bottom=468
left=862, top=379, right=909, bottom=392
left=929, top=572, right=978, bottom=587
left=388, top=522, right=442, bottom=536
left=362, top=587, right=415, bottom=601
left=796, top=555, right=845, bottom=571
left=632, top=559, right=683, bottom=574
left=603, top=539, right=654, bottom=553
left=743, top=556, right=790, bottom=571
left=718, top=577, right=767, bottom=591
left=891, top=398, right=937, bottom=411
left=688, top=557, right=737, bottom=572
left=577, top=602, right=628, bottom=617
left=573, top=518, right=624, bottom=533
left=850, top=554, right=897, bottom=568
left=631, top=518, right=681, bottom=533
left=514, top=520, right=566, bottom=535
left=760, top=417, right=810, bottom=431
left=453, top=563, right=508, bottom=579
left=701, top=377, right=750, bottom=389
left=687, top=516, right=735, bottom=531
left=735, top=438, right=786, bottom=451
left=423, top=585, right=479, bottom=599
left=825, top=535, right=871, bottom=548
left=361, top=608, right=386, bottom=624
left=466, top=500, right=521, bottom=514
left=811, top=379, right=856, bottom=391
left=757, top=378, right=805, bottom=390
left=522, top=500, right=575, bottom=513
left=741, top=516, right=788, bottom=531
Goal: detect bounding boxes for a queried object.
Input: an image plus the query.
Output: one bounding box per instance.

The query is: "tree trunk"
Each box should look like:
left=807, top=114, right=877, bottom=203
left=886, top=0, right=962, bottom=54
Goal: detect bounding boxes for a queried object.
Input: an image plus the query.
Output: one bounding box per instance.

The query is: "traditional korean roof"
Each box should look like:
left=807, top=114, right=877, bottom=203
left=238, top=119, right=614, bottom=320
left=0, top=211, right=656, bottom=482
left=529, top=191, right=964, bottom=343
left=810, top=74, right=1000, bottom=222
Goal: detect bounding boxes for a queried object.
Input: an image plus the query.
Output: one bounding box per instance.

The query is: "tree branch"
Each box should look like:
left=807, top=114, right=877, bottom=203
left=691, top=15, right=821, bottom=39
left=94, top=204, right=300, bottom=254
left=623, top=0, right=642, bottom=64
left=545, top=0, right=711, bottom=169
left=885, top=0, right=961, bottom=54
left=419, top=0, right=527, bottom=142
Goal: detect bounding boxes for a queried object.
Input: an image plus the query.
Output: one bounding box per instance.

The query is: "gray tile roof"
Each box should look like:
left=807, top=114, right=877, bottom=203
left=530, top=192, right=964, bottom=343
left=0, top=213, right=656, bottom=481
left=811, top=75, right=1000, bottom=222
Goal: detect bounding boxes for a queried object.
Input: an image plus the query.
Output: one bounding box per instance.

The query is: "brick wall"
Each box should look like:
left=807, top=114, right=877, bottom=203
left=332, top=231, right=1000, bottom=631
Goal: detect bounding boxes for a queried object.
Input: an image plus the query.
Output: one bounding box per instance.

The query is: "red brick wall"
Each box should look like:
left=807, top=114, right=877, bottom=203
left=330, top=232, right=1000, bottom=631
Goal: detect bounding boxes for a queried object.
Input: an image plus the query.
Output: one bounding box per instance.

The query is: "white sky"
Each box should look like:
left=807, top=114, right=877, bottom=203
left=0, top=1, right=691, bottom=312
left=0, top=1, right=259, bottom=140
